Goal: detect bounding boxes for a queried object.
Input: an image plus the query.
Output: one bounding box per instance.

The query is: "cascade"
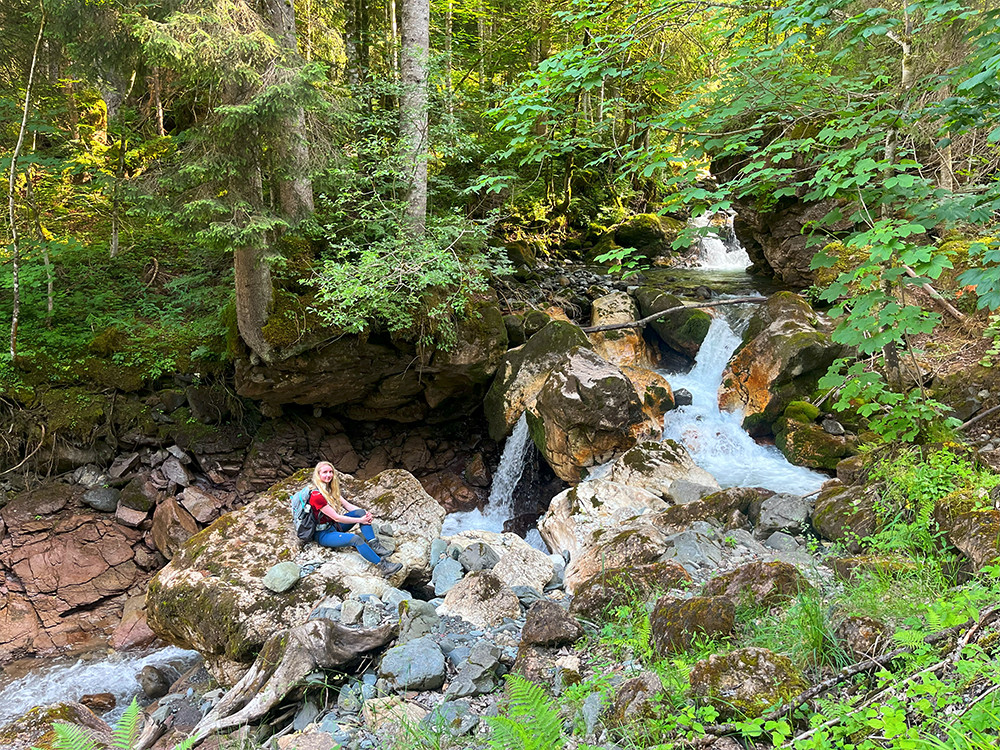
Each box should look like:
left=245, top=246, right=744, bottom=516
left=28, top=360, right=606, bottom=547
left=0, top=645, right=199, bottom=726
left=660, top=314, right=826, bottom=495
left=441, top=412, right=533, bottom=536
left=692, top=212, right=752, bottom=270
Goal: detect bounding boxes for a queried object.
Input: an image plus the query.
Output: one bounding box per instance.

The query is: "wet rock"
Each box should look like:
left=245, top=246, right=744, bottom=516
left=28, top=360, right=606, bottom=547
left=655, top=487, right=770, bottom=533
left=613, top=214, right=684, bottom=258
left=438, top=571, right=521, bottom=628
left=719, top=292, right=844, bottom=435
left=689, top=647, right=807, bottom=719
left=82, top=487, right=120, bottom=513
left=79, top=693, right=116, bottom=713
left=650, top=596, right=735, bottom=655
left=623, top=365, right=676, bottom=430
left=110, top=594, right=157, bottom=650
left=139, top=665, right=173, bottom=699
left=674, top=388, right=694, bottom=406
left=635, top=287, right=712, bottom=358
left=570, top=561, right=692, bottom=621
left=521, top=600, right=583, bottom=647
left=776, top=420, right=856, bottom=470
left=379, top=636, right=446, bottom=691
left=527, top=346, right=655, bottom=482
left=464, top=453, right=491, bottom=488
left=702, top=561, right=813, bottom=606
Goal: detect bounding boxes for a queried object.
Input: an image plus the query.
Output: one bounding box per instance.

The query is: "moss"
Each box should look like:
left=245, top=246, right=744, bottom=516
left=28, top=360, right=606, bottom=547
left=39, top=387, right=106, bottom=438
left=261, top=290, right=317, bottom=349
left=783, top=400, right=820, bottom=423
left=813, top=241, right=872, bottom=288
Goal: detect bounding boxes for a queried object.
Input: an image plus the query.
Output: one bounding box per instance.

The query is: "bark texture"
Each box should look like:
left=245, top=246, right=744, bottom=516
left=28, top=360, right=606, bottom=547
left=400, top=0, right=430, bottom=234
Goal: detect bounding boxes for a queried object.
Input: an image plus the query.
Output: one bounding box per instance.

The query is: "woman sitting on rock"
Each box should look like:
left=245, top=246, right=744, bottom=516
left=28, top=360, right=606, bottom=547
left=308, top=461, right=402, bottom=578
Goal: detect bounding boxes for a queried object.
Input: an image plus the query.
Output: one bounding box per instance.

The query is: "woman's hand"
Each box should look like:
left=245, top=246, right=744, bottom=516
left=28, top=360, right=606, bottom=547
left=361, top=510, right=373, bottom=525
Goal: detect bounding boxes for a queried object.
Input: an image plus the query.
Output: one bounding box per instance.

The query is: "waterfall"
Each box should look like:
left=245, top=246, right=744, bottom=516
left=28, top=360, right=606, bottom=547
left=0, top=645, right=200, bottom=726
left=661, top=315, right=827, bottom=495
left=441, top=412, right=533, bottom=536
left=692, top=212, right=752, bottom=270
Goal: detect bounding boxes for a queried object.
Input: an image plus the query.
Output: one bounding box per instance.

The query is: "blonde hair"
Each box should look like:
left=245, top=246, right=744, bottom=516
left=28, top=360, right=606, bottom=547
left=310, top=461, right=341, bottom=506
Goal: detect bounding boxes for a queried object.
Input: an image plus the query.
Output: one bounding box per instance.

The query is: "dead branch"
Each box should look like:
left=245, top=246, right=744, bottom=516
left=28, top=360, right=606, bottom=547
left=581, top=296, right=767, bottom=333
left=959, top=404, right=1000, bottom=432
left=902, top=264, right=967, bottom=324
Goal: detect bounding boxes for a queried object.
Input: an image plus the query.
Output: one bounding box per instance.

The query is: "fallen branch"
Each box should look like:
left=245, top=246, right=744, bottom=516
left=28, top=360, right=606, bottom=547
left=959, top=404, right=1000, bottom=432
left=902, top=264, right=966, bottom=324
left=581, top=296, right=767, bottom=333
left=0, top=424, right=45, bottom=475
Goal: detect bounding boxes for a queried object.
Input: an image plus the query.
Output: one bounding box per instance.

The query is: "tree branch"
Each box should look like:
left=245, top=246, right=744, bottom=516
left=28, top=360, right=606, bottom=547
left=580, top=296, right=767, bottom=333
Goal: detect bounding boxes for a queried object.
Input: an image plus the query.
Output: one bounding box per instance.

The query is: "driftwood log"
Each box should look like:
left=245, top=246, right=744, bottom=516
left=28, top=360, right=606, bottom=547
left=136, top=619, right=397, bottom=748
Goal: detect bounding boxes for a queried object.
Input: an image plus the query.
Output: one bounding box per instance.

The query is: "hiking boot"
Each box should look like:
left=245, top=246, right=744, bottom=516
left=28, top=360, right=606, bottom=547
left=375, top=560, right=403, bottom=578
left=368, top=539, right=393, bottom=558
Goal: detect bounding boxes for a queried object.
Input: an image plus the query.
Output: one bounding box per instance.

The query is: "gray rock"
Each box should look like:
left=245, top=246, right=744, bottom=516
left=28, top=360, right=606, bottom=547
left=161, top=457, right=193, bottom=487
left=661, top=527, right=724, bottom=573
left=292, top=698, right=320, bottom=731
left=674, top=388, right=694, bottom=407
left=578, top=692, right=603, bottom=738
left=423, top=700, right=479, bottom=736
left=262, top=562, right=300, bottom=593
left=445, top=641, right=502, bottom=698
left=458, top=542, right=501, bottom=573
left=821, top=418, right=845, bottom=436
left=547, top=554, right=566, bottom=586
left=399, top=599, right=440, bottom=644
left=668, top=480, right=717, bottom=505
left=382, top=587, right=412, bottom=610
left=430, top=539, right=449, bottom=568
left=754, top=493, right=811, bottom=535
left=138, top=665, right=172, bottom=699
left=765, top=531, right=800, bottom=552
left=432, top=557, right=465, bottom=596
left=338, top=683, right=363, bottom=713
left=446, top=646, right=471, bottom=670
left=511, top=585, right=544, bottom=606
left=82, top=487, right=120, bottom=512
left=109, top=452, right=141, bottom=479
left=362, top=599, right=383, bottom=628
left=341, top=600, right=364, bottom=626
left=379, top=636, right=446, bottom=691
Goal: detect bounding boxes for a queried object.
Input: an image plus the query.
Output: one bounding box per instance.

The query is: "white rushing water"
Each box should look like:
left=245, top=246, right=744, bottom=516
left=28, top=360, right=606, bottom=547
left=692, top=212, right=752, bottom=271
left=661, top=314, right=826, bottom=495
left=0, top=645, right=200, bottom=726
left=441, top=412, right=533, bottom=536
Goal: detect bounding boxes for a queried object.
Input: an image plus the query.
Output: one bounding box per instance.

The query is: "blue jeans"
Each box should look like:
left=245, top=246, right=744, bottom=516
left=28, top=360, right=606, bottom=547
left=314, top=509, right=381, bottom=564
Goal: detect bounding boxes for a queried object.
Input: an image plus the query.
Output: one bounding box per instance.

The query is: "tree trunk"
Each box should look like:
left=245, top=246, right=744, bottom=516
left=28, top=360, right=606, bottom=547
left=344, top=0, right=358, bottom=85
left=7, top=6, right=46, bottom=358
left=24, top=165, right=53, bottom=323
left=263, top=0, right=314, bottom=221
left=233, top=154, right=275, bottom=363
left=150, top=68, right=165, bottom=136
left=445, top=0, right=453, bottom=120
left=400, top=0, right=429, bottom=235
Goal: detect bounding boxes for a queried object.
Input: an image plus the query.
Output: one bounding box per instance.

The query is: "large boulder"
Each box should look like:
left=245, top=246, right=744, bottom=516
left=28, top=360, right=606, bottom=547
left=811, top=482, right=883, bottom=553
left=933, top=488, right=1000, bottom=571
left=650, top=596, right=735, bottom=655
left=689, top=647, right=807, bottom=719
left=634, top=287, right=712, bottom=358
left=484, top=320, right=593, bottom=440
left=236, top=302, right=507, bottom=422
left=613, top=214, right=684, bottom=258
left=570, top=562, right=692, bottom=621
left=775, top=406, right=857, bottom=470
left=539, top=478, right=668, bottom=591
left=0, top=483, right=148, bottom=663
left=145, top=468, right=445, bottom=665
left=437, top=571, right=522, bottom=628
left=702, top=561, right=814, bottom=606
left=587, top=292, right=656, bottom=369
left=607, top=441, right=719, bottom=502
left=526, top=347, right=655, bottom=482
left=719, top=293, right=844, bottom=435
left=0, top=702, right=112, bottom=750
left=444, top=530, right=555, bottom=591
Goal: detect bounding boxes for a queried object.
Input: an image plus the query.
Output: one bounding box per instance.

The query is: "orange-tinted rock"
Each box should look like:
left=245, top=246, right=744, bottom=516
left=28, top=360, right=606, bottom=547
left=703, top=560, right=813, bottom=606
left=650, top=596, right=735, bottom=655
left=570, top=561, right=692, bottom=620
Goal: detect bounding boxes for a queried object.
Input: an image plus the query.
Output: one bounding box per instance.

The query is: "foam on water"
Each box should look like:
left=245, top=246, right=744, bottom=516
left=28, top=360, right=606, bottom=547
left=0, top=645, right=200, bottom=726
left=692, top=212, right=752, bottom=271
left=661, top=315, right=826, bottom=495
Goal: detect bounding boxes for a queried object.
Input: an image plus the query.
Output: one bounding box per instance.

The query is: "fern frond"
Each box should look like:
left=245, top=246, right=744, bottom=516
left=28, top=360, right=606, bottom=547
left=111, top=698, right=141, bottom=750
left=49, top=721, right=99, bottom=750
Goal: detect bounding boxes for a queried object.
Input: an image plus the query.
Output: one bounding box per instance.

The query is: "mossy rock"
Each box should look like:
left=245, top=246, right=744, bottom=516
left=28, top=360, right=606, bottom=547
left=569, top=562, right=692, bottom=621
left=38, top=387, right=106, bottom=439
left=614, top=214, right=684, bottom=257
left=649, top=595, right=735, bottom=655
left=523, top=310, right=551, bottom=337
left=634, top=287, right=711, bottom=358
left=783, top=400, right=820, bottom=423
left=689, top=647, right=807, bottom=720
left=812, top=240, right=872, bottom=288
left=775, top=421, right=856, bottom=470
left=585, top=230, right=621, bottom=263
left=811, top=483, right=883, bottom=553
left=503, top=314, right=526, bottom=347
left=0, top=702, right=110, bottom=750
left=933, top=487, right=1000, bottom=571
left=828, top=555, right=919, bottom=582
left=703, top=560, right=814, bottom=606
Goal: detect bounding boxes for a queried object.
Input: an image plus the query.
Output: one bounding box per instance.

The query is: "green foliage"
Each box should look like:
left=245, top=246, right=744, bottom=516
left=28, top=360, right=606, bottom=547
left=487, top=675, right=565, bottom=750
left=43, top=698, right=196, bottom=750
